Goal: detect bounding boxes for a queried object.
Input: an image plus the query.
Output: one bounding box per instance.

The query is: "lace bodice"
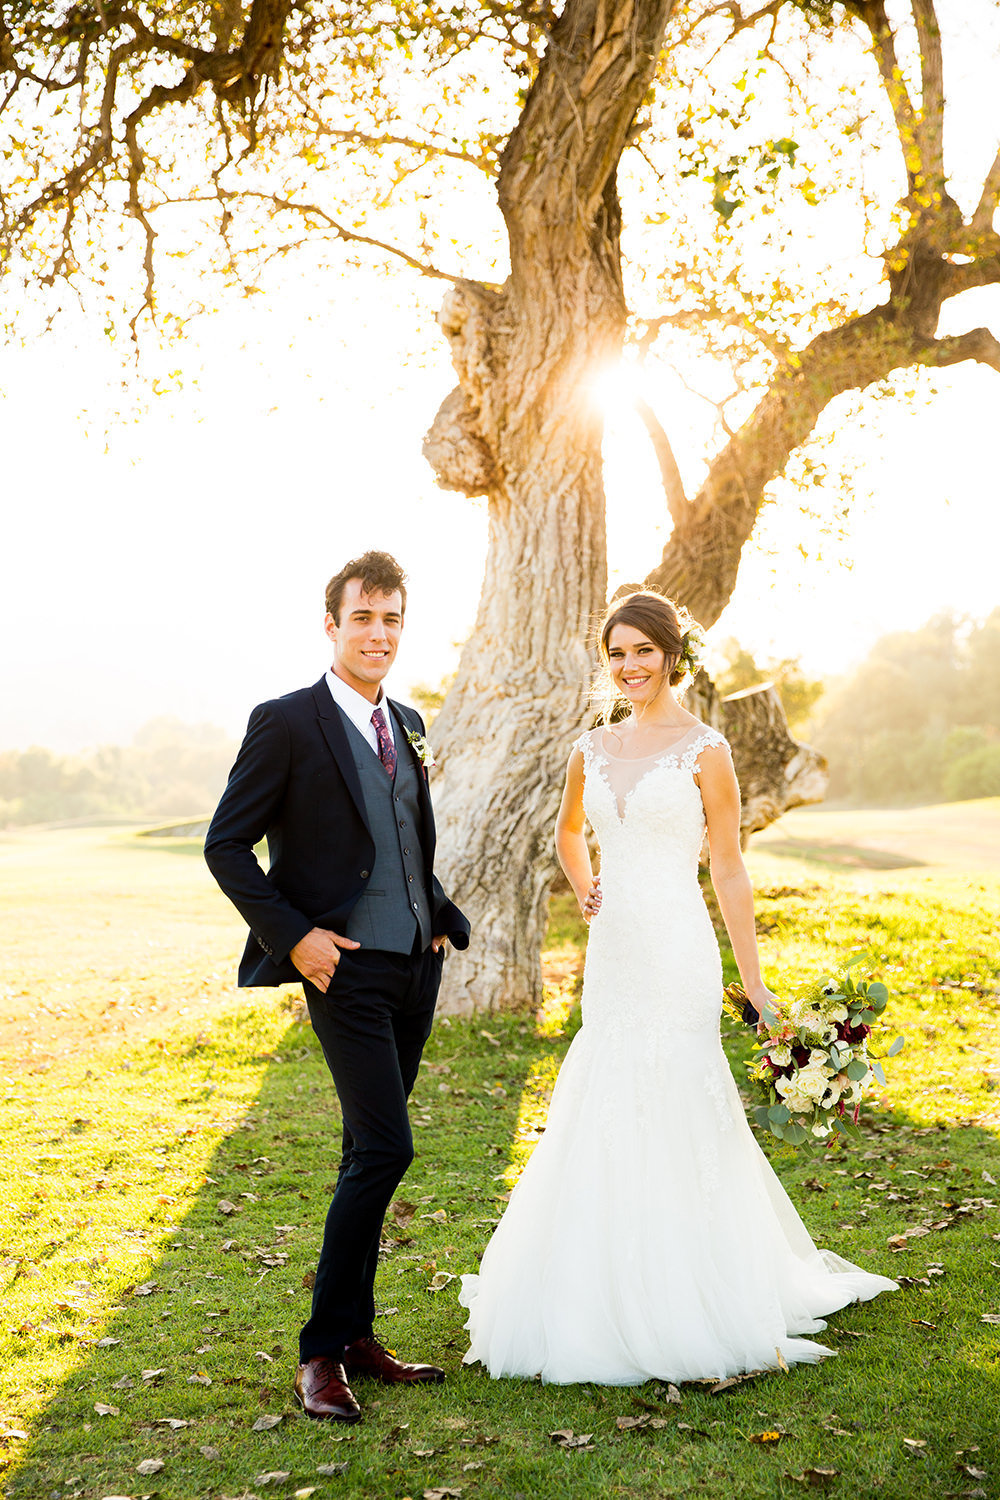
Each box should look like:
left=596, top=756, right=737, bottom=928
left=573, top=722, right=730, bottom=1035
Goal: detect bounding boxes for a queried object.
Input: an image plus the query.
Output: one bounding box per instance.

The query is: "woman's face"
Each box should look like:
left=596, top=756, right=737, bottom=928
left=606, top=623, right=668, bottom=710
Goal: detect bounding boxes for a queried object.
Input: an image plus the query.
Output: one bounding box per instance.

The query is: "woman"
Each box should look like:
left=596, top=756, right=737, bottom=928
left=459, top=591, right=895, bottom=1385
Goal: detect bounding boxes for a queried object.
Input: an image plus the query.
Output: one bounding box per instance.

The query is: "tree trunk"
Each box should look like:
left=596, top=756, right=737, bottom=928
left=720, top=685, right=828, bottom=845
left=423, top=0, right=677, bottom=1014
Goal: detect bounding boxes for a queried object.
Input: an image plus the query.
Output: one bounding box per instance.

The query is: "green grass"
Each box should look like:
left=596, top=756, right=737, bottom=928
left=1, top=830, right=999, bottom=1499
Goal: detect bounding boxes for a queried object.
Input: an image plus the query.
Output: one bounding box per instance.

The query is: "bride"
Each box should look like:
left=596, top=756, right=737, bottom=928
left=459, top=590, right=896, bottom=1385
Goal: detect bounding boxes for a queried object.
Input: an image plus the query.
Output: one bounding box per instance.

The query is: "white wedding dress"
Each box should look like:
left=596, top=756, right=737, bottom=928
left=459, top=724, right=896, bottom=1385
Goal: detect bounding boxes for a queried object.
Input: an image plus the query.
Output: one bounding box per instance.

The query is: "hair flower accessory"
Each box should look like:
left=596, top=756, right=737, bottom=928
left=405, top=728, right=436, bottom=769
left=676, top=613, right=705, bottom=678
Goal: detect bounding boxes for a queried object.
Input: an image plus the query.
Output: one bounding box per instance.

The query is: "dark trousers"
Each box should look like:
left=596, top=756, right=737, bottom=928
left=298, top=943, right=443, bottom=1362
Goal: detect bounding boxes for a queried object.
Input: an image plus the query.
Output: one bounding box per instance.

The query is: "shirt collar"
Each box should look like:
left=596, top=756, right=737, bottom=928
left=325, top=667, right=394, bottom=741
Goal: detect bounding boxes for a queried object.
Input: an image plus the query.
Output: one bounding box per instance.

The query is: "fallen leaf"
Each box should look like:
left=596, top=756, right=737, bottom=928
left=95, top=1337, right=121, bottom=1348
left=616, top=1414, right=650, bottom=1430
left=749, top=1431, right=785, bottom=1444
left=94, top=1403, right=120, bottom=1417
left=294, top=1490, right=318, bottom=1499
left=423, top=1209, right=448, bottom=1224
left=254, top=1351, right=275, bottom=1362
left=423, top=1489, right=463, bottom=1500
left=199, top=1444, right=221, bottom=1460
left=983, top=1171, right=997, bottom=1185
left=903, top=1438, right=927, bottom=1450
left=479, top=1029, right=500, bottom=1045
left=462, top=1462, right=483, bottom=1471
left=774, top=1346, right=789, bottom=1372
left=141, top=1368, right=166, bottom=1381
left=255, top=1472, right=292, bottom=1486
left=427, top=1272, right=457, bottom=1292
left=156, top=1418, right=189, bottom=1430
left=317, top=1461, right=349, bottom=1475
left=789, top=1468, right=839, bottom=1486
left=0, top=1430, right=29, bottom=1440
left=136, top=1457, right=165, bottom=1474
left=676, top=1422, right=711, bottom=1437
left=549, top=1428, right=595, bottom=1450
left=217, top=1199, right=239, bottom=1216
left=960, top=1466, right=989, bottom=1480
left=253, top=1413, right=284, bottom=1431
left=710, top=1368, right=767, bottom=1395
left=413, top=1448, right=436, bottom=1457
left=980, top=1314, right=1000, bottom=1325
left=132, top=1281, right=158, bottom=1296
left=187, top=1373, right=212, bottom=1385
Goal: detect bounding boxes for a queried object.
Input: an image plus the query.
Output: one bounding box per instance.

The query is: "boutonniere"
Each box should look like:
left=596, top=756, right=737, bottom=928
left=405, top=728, right=436, bottom=769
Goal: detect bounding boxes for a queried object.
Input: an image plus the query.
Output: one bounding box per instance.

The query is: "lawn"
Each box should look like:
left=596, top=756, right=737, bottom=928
left=1, top=816, right=998, bottom=1500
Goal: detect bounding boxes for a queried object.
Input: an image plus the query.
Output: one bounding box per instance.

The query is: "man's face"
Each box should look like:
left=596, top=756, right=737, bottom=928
left=325, top=578, right=404, bottom=700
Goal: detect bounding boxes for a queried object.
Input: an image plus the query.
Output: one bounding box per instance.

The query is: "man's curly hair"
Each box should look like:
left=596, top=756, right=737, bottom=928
left=325, top=550, right=408, bottom=622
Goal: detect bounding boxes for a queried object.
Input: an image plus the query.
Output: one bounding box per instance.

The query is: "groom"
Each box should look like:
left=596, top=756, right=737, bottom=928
left=204, top=550, right=470, bottom=1422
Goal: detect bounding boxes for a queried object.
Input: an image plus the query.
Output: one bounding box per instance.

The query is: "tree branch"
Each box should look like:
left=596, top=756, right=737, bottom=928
left=230, top=191, right=463, bottom=282
left=971, top=144, right=1000, bottom=237
left=634, top=396, right=688, bottom=525
left=911, top=0, right=945, bottom=185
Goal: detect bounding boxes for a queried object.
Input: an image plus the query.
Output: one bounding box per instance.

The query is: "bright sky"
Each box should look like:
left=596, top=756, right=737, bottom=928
left=2, top=4, right=999, bottom=754
left=2, top=273, right=996, bottom=754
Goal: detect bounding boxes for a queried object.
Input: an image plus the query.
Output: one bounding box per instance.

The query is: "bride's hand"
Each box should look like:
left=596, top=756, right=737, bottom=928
left=581, top=876, right=602, bottom=923
left=748, top=984, right=780, bottom=1034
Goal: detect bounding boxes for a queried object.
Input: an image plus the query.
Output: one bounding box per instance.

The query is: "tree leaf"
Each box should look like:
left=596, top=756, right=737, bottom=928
left=252, top=1413, right=284, bottom=1431
left=136, top=1458, right=165, bottom=1475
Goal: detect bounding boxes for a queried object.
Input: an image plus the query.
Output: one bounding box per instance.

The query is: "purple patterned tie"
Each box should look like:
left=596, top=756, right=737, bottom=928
left=371, top=706, right=396, bottom=779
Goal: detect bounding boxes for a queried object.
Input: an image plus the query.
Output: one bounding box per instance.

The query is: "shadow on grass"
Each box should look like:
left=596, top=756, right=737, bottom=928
left=759, top=838, right=926, bottom=872
left=6, top=995, right=1000, bottom=1500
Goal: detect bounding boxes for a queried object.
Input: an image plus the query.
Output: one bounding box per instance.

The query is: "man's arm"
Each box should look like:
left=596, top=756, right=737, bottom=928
left=204, top=702, right=315, bottom=965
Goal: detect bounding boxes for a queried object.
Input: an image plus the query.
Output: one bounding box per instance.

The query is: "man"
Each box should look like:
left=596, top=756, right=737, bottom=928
left=205, top=550, right=470, bottom=1423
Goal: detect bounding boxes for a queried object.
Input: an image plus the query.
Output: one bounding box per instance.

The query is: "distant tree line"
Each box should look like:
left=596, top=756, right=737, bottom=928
left=0, top=719, right=237, bottom=827
left=799, top=613, right=998, bottom=805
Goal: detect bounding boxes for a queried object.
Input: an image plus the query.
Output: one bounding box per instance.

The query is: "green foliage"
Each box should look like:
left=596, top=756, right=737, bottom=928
left=0, top=718, right=235, bottom=826
left=716, top=637, right=824, bottom=730
left=813, top=611, right=1000, bottom=804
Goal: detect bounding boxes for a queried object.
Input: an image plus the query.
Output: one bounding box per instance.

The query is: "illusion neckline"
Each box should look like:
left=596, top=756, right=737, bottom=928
left=598, top=724, right=706, bottom=763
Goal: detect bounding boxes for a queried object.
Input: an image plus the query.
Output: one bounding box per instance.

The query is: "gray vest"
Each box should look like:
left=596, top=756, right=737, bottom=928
left=340, top=710, right=432, bottom=954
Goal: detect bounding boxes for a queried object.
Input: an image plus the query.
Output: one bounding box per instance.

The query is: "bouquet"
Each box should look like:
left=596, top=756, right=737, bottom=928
left=723, top=957, right=904, bottom=1146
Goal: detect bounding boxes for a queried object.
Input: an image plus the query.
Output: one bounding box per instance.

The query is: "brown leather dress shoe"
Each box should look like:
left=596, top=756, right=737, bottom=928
left=293, top=1357, right=362, bottom=1421
left=343, top=1333, right=445, bottom=1385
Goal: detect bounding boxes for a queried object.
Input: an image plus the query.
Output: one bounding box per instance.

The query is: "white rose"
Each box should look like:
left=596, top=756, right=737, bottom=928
left=808, top=1048, right=829, bottom=1064
left=811, top=1122, right=831, bottom=1138
left=830, top=1004, right=849, bottom=1021
left=769, top=1045, right=792, bottom=1067
left=796, top=1065, right=831, bottom=1102
left=783, top=1090, right=812, bottom=1115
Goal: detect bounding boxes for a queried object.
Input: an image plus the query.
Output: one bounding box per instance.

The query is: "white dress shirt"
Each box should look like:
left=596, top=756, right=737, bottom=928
left=325, top=668, right=395, bottom=757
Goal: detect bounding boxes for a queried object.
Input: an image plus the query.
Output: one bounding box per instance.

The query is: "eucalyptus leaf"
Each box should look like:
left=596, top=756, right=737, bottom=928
left=860, top=1009, right=877, bottom=1024
left=886, top=1036, right=905, bottom=1057
left=867, top=982, right=888, bottom=1005
left=768, top=1103, right=791, bottom=1124
left=783, top=1122, right=808, bottom=1145
left=871, top=1061, right=887, bottom=1087
left=846, top=1058, right=869, bottom=1082
left=846, top=953, right=869, bottom=970
left=754, top=1106, right=772, bottom=1129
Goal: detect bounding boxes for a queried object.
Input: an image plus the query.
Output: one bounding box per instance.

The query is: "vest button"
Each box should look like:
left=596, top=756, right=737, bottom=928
left=403, top=847, right=410, bottom=855
left=360, top=869, right=370, bottom=879
left=412, top=901, right=419, bottom=911
left=399, top=819, right=406, bottom=828
left=407, top=874, right=413, bottom=882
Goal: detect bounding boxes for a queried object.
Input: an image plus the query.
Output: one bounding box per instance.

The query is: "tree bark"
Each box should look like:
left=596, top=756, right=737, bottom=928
left=424, top=0, right=677, bottom=1014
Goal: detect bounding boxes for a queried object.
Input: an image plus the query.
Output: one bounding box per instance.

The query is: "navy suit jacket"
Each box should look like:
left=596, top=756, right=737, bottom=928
left=204, top=678, right=470, bottom=986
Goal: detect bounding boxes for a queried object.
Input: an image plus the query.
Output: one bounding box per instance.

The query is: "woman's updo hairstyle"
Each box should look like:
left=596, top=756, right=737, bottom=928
left=596, top=590, right=702, bottom=722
